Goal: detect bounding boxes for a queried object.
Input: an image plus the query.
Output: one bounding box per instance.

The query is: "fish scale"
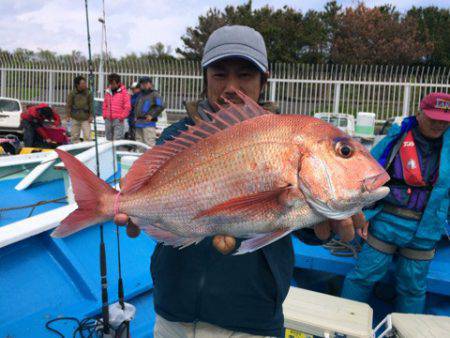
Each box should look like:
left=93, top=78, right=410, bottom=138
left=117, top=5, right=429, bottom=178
left=123, top=136, right=299, bottom=235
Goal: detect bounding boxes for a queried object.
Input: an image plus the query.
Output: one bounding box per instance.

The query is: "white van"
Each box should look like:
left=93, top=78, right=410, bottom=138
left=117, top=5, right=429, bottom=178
left=314, top=113, right=355, bottom=136
left=0, top=97, right=23, bottom=134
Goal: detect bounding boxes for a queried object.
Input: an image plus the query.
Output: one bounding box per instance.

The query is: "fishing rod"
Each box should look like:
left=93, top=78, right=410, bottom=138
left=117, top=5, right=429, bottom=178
left=83, top=0, right=110, bottom=334
left=97, top=0, right=133, bottom=336
left=99, top=0, right=127, bottom=315
left=101, top=0, right=124, bottom=308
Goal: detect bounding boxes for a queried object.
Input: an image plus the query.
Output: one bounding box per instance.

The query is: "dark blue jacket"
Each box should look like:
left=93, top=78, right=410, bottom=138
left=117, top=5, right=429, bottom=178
left=151, top=115, right=322, bottom=337
left=128, top=92, right=140, bottom=127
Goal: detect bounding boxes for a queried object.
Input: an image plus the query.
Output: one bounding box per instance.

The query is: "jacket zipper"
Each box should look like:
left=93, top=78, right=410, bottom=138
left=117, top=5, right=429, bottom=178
left=194, top=273, right=206, bottom=322
left=194, top=242, right=214, bottom=322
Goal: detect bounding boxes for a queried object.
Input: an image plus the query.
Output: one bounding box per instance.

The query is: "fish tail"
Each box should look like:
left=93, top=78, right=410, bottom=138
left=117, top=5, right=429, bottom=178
left=51, top=149, right=117, bottom=238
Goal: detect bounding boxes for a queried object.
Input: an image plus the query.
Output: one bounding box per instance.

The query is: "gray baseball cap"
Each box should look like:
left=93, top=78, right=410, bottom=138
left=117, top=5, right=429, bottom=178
left=201, top=25, right=268, bottom=72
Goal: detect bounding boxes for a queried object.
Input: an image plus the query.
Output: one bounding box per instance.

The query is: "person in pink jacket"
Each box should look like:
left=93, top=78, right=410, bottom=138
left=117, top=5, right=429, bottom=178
left=102, top=73, right=131, bottom=140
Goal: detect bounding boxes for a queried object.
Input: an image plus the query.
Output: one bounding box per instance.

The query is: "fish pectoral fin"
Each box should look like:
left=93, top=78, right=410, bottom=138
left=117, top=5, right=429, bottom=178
left=234, top=228, right=293, bottom=255
left=144, top=224, right=203, bottom=248
left=194, top=186, right=292, bottom=220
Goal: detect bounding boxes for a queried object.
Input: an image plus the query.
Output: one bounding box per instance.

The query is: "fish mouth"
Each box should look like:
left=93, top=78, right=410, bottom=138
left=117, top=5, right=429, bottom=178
left=362, top=172, right=390, bottom=192
left=305, top=186, right=390, bottom=220
left=300, top=172, right=390, bottom=220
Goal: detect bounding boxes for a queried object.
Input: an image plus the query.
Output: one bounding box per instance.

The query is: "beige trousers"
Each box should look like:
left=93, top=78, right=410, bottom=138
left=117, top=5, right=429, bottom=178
left=154, top=315, right=274, bottom=338
left=71, top=119, right=91, bottom=143
left=135, top=126, right=156, bottom=146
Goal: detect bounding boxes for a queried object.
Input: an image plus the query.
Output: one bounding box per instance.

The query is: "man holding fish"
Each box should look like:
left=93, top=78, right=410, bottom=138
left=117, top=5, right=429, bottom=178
left=53, top=26, right=389, bottom=337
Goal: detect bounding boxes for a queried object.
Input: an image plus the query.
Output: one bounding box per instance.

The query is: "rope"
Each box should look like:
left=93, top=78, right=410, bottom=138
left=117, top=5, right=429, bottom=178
left=0, top=197, right=67, bottom=213
left=45, top=315, right=130, bottom=338
left=0, top=175, right=119, bottom=215
left=322, top=238, right=362, bottom=258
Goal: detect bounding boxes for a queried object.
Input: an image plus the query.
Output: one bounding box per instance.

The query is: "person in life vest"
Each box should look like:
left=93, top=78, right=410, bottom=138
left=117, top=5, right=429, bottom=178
left=341, top=92, right=450, bottom=314
left=127, top=81, right=141, bottom=141
left=133, top=76, right=164, bottom=146
left=21, top=103, right=67, bottom=148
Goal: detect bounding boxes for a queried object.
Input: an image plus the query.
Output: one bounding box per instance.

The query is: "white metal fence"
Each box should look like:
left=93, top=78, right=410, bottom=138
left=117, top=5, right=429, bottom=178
left=1, top=56, right=449, bottom=121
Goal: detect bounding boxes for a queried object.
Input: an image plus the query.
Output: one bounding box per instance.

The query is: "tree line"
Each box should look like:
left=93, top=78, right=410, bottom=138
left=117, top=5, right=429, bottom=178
left=1, top=2, right=449, bottom=67
left=177, top=1, right=450, bottom=66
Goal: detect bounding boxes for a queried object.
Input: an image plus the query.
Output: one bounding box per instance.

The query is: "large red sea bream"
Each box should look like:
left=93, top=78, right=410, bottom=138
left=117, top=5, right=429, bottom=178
left=52, top=92, right=389, bottom=254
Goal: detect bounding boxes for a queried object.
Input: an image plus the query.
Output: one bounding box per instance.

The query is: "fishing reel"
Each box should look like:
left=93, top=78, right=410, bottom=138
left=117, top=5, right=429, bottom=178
left=46, top=302, right=136, bottom=338
left=96, top=302, right=136, bottom=338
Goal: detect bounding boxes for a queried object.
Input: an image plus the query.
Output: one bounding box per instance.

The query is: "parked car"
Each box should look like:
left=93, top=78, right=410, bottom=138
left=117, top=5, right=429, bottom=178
left=314, top=112, right=355, bottom=136
left=0, top=97, right=23, bottom=135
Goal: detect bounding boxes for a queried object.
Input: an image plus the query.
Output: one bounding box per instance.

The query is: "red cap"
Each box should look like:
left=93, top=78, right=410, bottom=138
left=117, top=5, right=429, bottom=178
left=419, top=92, right=450, bottom=122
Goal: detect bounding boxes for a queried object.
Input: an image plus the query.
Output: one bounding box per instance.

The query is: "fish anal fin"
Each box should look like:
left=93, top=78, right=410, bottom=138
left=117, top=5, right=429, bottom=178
left=194, top=187, right=290, bottom=220
left=144, top=224, right=203, bottom=249
left=234, top=228, right=293, bottom=255
left=121, top=90, right=271, bottom=194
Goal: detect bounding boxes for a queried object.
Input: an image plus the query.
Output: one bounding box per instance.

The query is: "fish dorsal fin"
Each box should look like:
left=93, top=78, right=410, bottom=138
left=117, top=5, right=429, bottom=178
left=121, top=90, right=271, bottom=194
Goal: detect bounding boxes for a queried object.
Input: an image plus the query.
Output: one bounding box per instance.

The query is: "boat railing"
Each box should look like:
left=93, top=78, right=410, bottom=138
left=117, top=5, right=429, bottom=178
left=0, top=140, right=148, bottom=248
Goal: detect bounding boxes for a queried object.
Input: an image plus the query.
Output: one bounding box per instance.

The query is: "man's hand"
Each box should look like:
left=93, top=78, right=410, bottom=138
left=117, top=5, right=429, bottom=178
left=356, top=221, right=370, bottom=240
left=313, top=212, right=366, bottom=242
left=212, top=235, right=236, bottom=255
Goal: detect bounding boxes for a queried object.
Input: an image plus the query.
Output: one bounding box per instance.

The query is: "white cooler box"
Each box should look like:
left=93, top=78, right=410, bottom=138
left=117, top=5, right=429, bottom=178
left=283, top=287, right=373, bottom=338
left=375, top=313, right=450, bottom=338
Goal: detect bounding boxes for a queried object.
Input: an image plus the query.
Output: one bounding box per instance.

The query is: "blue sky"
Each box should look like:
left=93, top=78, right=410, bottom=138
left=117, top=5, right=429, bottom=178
left=1, top=0, right=449, bottom=57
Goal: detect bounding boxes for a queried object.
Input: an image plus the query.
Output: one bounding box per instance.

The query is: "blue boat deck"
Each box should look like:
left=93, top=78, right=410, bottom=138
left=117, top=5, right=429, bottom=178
left=1, top=177, right=449, bottom=336
left=293, top=237, right=450, bottom=297
left=0, top=178, right=156, bottom=337
left=292, top=236, right=450, bottom=323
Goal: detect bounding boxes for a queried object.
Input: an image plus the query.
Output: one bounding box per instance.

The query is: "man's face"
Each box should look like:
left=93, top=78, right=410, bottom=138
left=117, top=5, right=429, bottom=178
left=206, top=58, right=266, bottom=107
left=417, top=111, right=449, bottom=139
left=132, top=87, right=141, bottom=94
left=78, top=80, right=87, bottom=91
left=110, top=81, right=119, bottom=90
left=141, top=82, right=152, bottom=91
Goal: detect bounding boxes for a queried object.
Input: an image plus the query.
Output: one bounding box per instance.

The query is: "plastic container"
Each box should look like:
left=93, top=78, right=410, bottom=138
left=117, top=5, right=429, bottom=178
left=355, top=112, right=376, bottom=139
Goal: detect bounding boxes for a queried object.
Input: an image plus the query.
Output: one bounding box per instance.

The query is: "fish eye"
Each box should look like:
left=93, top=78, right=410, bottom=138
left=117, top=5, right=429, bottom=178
left=335, top=142, right=353, bottom=158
